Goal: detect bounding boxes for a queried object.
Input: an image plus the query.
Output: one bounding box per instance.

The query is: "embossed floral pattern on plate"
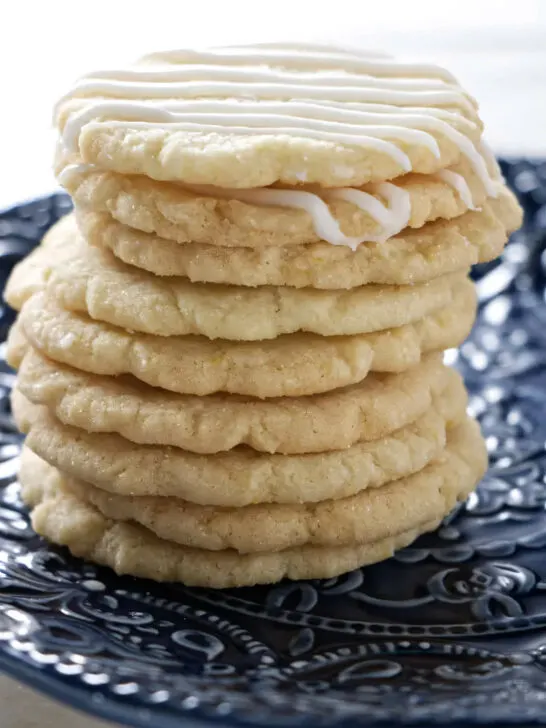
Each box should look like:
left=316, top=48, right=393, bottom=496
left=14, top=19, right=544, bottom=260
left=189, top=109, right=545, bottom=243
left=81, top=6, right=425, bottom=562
left=0, top=160, right=546, bottom=727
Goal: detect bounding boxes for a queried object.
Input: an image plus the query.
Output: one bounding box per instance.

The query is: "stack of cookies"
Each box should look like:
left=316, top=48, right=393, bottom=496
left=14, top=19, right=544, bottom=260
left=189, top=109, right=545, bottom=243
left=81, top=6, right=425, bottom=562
left=5, top=43, right=522, bottom=588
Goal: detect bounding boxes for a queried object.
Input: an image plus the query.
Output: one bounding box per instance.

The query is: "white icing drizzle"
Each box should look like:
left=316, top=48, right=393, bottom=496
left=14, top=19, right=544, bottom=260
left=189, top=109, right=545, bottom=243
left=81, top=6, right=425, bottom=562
left=57, top=162, right=94, bottom=187
left=140, top=45, right=459, bottom=84
left=436, top=169, right=476, bottom=210
left=58, top=160, right=411, bottom=249
left=56, top=42, right=498, bottom=192
left=168, top=181, right=411, bottom=250
left=61, top=160, right=502, bottom=249
left=77, top=67, right=456, bottom=91
left=219, top=42, right=390, bottom=60
left=321, top=184, right=412, bottom=242
left=478, top=139, right=503, bottom=191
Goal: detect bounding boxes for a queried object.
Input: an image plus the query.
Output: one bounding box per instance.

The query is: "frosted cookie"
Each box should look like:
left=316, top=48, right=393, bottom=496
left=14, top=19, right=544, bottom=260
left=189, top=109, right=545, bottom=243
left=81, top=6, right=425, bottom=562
left=15, top=283, right=475, bottom=397
left=24, top=419, right=486, bottom=553
left=66, top=157, right=496, bottom=249
left=5, top=223, right=466, bottom=340
left=14, top=347, right=458, bottom=454
left=13, top=377, right=466, bottom=506
left=54, top=43, right=494, bottom=191
left=76, top=189, right=521, bottom=287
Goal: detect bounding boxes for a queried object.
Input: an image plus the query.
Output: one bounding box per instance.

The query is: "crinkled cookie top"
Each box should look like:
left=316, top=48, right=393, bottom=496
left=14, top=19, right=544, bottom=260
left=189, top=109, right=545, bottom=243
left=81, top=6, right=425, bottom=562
left=54, top=42, right=495, bottom=191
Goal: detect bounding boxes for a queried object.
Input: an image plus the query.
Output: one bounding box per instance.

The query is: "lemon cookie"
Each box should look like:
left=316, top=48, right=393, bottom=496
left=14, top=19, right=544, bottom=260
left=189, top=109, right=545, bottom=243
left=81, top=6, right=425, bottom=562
left=54, top=43, right=492, bottom=191
left=76, top=189, right=521, bottom=287
left=14, top=376, right=466, bottom=506
left=28, top=419, right=486, bottom=553
left=6, top=225, right=466, bottom=340
left=18, top=447, right=445, bottom=588
left=4, top=216, right=79, bottom=312
left=14, top=347, right=458, bottom=454
left=15, top=282, right=475, bottom=397
left=66, top=157, right=496, bottom=249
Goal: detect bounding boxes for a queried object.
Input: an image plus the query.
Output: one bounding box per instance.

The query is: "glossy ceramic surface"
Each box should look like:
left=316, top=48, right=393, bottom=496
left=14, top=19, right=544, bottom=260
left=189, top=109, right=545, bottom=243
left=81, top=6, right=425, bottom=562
left=0, top=159, right=545, bottom=726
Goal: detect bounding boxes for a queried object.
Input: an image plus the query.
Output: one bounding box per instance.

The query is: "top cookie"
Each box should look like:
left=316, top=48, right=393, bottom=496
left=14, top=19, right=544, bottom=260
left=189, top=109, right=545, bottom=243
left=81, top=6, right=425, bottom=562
left=54, top=42, right=495, bottom=190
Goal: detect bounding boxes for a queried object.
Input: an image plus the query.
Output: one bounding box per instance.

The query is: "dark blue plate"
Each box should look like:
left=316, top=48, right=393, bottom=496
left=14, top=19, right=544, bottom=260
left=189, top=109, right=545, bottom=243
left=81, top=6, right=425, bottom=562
left=1, top=160, right=546, bottom=728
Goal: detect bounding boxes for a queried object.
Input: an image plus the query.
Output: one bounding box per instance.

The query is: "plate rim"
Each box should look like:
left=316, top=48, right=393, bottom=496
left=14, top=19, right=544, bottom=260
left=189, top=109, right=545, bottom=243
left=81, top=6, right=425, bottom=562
left=0, top=175, right=544, bottom=728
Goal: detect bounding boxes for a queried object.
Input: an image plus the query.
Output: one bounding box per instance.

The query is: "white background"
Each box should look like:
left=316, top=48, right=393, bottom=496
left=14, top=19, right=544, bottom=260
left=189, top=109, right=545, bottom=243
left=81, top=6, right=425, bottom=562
left=1, top=0, right=546, bottom=207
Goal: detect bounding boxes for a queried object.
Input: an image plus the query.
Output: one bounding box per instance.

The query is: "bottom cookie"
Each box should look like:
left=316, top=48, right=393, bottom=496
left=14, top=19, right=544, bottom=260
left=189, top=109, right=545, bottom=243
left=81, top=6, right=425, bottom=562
left=19, top=443, right=481, bottom=588
left=19, top=419, right=484, bottom=553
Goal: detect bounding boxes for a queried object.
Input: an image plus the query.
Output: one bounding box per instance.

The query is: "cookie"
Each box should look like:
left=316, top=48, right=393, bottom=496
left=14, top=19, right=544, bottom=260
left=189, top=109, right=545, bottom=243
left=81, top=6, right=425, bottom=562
left=66, top=157, right=495, bottom=249
left=14, top=347, right=457, bottom=454
left=13, top=376, right=466, bottom=505
left=29, top=419, right=486, bottom=553
left=16, top=281, right=475, bottom=398
left=76, top=189, right=521, bottom=287
left=5, top=222, right=467, bottom=340
left=3, top=216, right=80, bottom=312
left=19, top=447, right=442, bottom=587
left=4, top=321, right=28, bottom=371
left=54, top=43, right=489, bottom=190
